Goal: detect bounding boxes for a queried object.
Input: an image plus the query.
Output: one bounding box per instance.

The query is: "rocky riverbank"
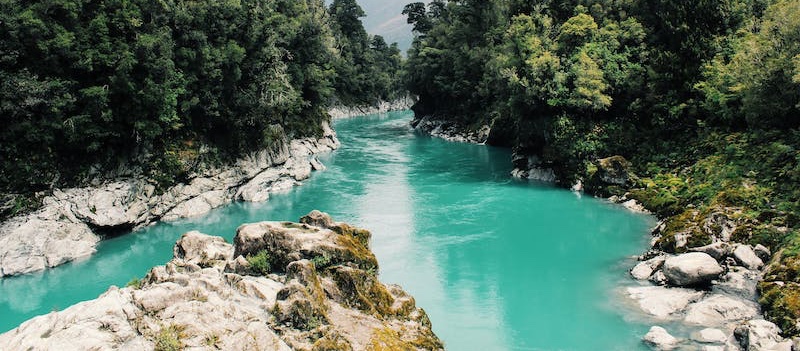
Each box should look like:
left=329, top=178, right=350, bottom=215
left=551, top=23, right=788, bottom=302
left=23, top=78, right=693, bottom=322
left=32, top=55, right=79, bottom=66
left=411, top=117, right=798, bottom=350
left=328, top=97, right=416, bottom=120
left=409, top=115, right=491, bottom=144
left=0, top=122, right=339, bottom=277
left=0, top=211, right=443, bottom=350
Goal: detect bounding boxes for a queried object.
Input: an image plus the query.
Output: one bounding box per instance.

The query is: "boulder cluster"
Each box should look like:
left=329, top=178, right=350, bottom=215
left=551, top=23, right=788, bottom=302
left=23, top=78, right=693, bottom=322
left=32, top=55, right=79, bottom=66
left=628, top=242, right=792, bottom=350
left=0, top=211, right=442, bottom=350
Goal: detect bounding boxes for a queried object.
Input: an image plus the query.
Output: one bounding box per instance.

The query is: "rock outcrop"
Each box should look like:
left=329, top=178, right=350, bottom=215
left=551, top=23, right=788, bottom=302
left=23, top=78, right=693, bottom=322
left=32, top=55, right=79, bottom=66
left=0, top=123, right=340, bottom=277
left=328, top=97, right=415, bottom=119
left=410, top=115, right=491, bottom=144
left=0, top=212, right=443, bottom=351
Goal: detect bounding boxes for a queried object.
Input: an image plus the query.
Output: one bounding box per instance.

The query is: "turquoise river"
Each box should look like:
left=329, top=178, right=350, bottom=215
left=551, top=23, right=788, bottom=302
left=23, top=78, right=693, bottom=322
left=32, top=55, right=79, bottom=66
left=1, top=111, right=658, bottom=350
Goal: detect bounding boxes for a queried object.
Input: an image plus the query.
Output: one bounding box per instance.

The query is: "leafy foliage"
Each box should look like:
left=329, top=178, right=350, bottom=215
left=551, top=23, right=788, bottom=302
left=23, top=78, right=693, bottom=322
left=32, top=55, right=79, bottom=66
left=0, top=0, right=404, bottom=194
left=246, top=250, right=272, bottom=276
left=329, top=0, right=405, bottom=106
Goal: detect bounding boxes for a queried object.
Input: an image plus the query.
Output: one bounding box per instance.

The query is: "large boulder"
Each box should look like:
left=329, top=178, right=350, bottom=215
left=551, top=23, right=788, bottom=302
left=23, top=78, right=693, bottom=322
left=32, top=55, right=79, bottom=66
left=173, top=231, right=234, bottom=267
left=0, top=216, right=98, bottom=276
left=732, top=245, right=764, bottom=270
left=663, top=252, right=724, bottom=287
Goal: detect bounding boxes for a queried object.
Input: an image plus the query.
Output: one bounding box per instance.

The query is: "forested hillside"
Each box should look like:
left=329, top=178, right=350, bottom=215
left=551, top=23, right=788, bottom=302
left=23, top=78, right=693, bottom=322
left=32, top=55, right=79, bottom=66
left=405, top=0, right=800, bottom=335
left=0, top=0, right=401, bottom=199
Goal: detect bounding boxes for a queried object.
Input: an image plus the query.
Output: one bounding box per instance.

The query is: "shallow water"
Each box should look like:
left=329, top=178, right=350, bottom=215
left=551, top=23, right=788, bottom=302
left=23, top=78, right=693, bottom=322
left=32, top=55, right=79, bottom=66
left=0, top=111, right=657, bottom=350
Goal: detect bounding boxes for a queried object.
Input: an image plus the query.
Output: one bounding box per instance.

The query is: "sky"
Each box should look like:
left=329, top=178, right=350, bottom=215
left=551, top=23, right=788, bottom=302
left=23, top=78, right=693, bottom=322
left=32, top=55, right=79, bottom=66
left=326, top=0, right=429, bottom=52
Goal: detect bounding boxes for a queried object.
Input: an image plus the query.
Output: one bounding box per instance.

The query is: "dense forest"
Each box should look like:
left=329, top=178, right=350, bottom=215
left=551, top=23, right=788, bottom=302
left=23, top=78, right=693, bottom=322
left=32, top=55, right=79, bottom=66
left=0, top=0, right=402, bottom=197
left=404, top=0, right=800, bottom=335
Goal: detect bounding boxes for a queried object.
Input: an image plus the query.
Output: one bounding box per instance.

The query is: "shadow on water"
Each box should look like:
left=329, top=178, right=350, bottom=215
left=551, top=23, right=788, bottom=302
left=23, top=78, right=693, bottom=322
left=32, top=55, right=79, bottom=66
left=1, top=110, right=657, bottom=351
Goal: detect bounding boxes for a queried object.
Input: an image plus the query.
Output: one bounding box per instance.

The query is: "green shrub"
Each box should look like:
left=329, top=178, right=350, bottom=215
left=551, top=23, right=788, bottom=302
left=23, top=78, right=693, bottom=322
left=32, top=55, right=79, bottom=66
left=154, top=324, right=186, bottom=351
left=310, top=254, right=332, bottom=270
left=126, top=278, right=143, bottom=290
left=246, top=250, right=272, bottom=275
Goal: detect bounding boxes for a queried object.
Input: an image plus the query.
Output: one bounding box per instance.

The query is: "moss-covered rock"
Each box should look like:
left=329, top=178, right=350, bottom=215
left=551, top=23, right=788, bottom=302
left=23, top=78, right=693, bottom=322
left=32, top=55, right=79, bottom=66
left=312, top=329, right=353, bottom=351
left=365, top=328, right=417, bottom=351
left=233, top=219, right=378, bottom=273
left=585, top=156, right=638, bottom=195
left=329, top=266, right=395, bottom=316
left=758, top=281, right=800, bottom=336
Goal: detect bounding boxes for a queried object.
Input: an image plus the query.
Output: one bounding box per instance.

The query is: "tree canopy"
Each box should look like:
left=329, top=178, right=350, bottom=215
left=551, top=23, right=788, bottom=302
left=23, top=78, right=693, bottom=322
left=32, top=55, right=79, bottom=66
left=0, top=0, right=404, bottom=192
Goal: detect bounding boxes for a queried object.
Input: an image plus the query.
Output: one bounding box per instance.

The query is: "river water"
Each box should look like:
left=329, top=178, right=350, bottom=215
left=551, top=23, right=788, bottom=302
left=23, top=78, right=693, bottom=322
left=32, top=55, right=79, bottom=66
left=0, top=111, right=657, bottom=350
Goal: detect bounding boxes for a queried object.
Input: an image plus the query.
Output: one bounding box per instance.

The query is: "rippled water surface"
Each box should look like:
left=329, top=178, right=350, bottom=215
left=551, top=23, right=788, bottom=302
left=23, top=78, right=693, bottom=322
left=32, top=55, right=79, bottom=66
left=1, top=111, right=656, bottom=350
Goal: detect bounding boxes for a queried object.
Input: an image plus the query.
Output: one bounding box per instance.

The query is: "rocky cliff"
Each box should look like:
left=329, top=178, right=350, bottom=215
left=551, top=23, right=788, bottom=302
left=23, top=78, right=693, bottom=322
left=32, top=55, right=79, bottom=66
left=328, top=97, right=415, bottom=120
left=0, top=211, right=443, bottom=350
left=0, top=123, right=339, bottom=277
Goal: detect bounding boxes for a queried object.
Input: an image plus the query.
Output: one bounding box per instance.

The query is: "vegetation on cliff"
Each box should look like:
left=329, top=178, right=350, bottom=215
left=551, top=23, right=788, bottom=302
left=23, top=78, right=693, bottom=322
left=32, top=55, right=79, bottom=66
left=0, top=0, right=402, bottom=202
left=404, top=0, right=800, bottom=335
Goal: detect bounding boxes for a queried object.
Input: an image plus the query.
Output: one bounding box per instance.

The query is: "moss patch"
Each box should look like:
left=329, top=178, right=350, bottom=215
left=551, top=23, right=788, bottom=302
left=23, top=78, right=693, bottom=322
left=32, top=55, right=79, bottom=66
left=312, top=330, right=353, bottom=351
left=330, top=267, right=394, bottom=316
left=365, top=328, right=416, bottom=351
left=759, top=281, right=800, bottom=336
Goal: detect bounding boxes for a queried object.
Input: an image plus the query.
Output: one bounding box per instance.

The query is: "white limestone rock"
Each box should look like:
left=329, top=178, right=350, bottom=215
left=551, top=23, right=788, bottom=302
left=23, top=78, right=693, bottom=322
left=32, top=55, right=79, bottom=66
left=0, top=123, right=340, bottom=277
left=732, top=245, right=764, bottom=270
left=626, top=286, right=704, bottom=318
left=643, top=326, right=679, bottom=350
left=173, top=231, right=234, bottom=268
left=684, top=295, right=759, bottom=326
left=691, top=328, right=728, bottom=344
left=663, top=252, right=724, bottom=287
left=713, top=266, right=760, bottom=300
left=631, top=256, right=667, bottom=280
left=754, top=244, right=771, bottom=262
left=0, top=214, right=443, bottom=351
left=735, top=319, right=786, bottom=351
left=690, top=242, right=731, bottom=261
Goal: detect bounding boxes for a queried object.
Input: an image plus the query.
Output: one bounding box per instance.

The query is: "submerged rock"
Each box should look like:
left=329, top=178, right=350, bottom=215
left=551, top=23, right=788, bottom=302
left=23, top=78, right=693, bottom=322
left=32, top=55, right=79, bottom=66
left=0, top=212, right=443, bottom=351
left=643, top=326, right=680, bottom=350
left=684, top=294, right=759, bottom=326
left=627, top=286, right=704, bottom=318
left=663, top=252, right=724, bottom=287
